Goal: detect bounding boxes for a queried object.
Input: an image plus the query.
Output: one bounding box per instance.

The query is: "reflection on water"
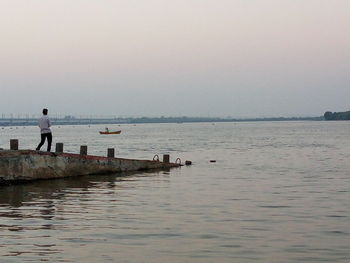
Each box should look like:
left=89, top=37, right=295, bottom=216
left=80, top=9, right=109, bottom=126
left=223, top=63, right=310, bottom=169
left=1, top=122, right=350, bottom=262
left=0, top=172, right=169, bottom=263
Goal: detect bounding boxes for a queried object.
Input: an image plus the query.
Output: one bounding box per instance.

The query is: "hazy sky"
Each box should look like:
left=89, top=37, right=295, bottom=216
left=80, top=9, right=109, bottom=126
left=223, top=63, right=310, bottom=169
left=1, top=0, right=349, bottom=117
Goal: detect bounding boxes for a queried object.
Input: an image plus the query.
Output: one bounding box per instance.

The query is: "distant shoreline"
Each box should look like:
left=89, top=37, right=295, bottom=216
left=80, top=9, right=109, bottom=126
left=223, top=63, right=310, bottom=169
left=0, top=116, right=324, bottom=127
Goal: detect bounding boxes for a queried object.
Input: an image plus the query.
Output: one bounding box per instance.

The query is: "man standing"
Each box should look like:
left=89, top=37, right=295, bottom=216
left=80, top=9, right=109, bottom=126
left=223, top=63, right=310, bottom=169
left=36, top=108, right=52, bottom=152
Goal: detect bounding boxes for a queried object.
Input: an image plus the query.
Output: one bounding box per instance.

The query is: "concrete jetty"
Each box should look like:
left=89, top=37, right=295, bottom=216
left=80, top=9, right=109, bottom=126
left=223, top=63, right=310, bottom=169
left=0, top=140, right=181, bottom=184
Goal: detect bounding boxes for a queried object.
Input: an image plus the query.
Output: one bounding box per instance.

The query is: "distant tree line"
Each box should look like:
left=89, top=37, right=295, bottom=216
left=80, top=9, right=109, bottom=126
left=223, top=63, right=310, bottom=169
left=0, top=115, right=324, bottom=127
left=324, top=111, right=350, bottom=120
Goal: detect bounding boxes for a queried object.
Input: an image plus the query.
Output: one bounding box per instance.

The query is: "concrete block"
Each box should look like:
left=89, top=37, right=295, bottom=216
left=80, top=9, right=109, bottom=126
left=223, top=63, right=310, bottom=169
left=56, top=143, right=64, bottom=153
left=10, top=139, right=18, bottom=150
left=80, top=145, right=88, bottom=156
left=163, top=154, right=170, bottom=163
left=107, top=148, right=115, bottom=158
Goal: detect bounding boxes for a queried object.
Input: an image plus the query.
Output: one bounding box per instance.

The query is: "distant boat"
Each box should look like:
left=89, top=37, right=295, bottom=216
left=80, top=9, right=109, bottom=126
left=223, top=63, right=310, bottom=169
left=99, top=130, right=121, bottom=135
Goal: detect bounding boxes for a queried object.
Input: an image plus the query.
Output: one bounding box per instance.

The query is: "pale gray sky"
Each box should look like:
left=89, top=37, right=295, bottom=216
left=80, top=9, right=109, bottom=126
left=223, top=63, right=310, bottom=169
left=1, top=0, right=349, bottom=117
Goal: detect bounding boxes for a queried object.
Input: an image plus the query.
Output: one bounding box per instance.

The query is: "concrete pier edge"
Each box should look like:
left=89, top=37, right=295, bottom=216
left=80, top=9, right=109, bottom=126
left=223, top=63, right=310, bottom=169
left=0, top=145, right=181, bottom=184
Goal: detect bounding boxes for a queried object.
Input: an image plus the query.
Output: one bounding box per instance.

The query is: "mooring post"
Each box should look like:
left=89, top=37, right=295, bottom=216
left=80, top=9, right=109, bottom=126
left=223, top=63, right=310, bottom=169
left=55, top=143, right=64, bottom=153
left=80, top=145, right=88, bottom=156
left=163, top=154, right=170, bottom=163
left=107, top=148, right=115, bottom=158
left=10, top=139, right=18, bottom=150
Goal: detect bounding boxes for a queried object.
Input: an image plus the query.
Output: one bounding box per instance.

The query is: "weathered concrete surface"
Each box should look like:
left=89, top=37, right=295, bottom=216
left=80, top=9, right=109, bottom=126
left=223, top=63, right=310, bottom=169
left=0, top=150, right=180, bottom=184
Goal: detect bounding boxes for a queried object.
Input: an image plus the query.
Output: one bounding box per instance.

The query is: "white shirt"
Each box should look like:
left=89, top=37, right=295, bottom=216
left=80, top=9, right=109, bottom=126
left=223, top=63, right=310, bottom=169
left=38, top=115, right=51, bottom=134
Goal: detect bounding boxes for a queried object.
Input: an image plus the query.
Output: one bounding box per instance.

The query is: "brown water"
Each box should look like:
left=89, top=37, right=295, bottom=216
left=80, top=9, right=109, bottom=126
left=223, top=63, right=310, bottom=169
left=1, top=121, right=350, bottom=262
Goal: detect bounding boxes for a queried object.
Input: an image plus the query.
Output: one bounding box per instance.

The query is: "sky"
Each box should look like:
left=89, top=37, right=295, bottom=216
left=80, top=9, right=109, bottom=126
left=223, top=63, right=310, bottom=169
left=0, top=0, right=349, bottom=118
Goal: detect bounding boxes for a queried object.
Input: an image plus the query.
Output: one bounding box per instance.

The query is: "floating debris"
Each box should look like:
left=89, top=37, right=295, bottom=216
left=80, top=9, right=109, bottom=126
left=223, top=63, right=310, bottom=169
left=185, top=160, right=192, bottom=165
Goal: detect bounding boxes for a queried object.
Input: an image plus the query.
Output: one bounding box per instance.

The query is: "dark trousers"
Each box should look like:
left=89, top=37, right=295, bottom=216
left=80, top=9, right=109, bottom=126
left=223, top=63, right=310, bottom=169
left=36, top=133, right=52, bottom=152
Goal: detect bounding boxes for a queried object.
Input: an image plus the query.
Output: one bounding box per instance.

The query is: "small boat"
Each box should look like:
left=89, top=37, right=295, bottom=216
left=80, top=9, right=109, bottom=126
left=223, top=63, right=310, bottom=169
left=99, top=130, right=121, bottom=135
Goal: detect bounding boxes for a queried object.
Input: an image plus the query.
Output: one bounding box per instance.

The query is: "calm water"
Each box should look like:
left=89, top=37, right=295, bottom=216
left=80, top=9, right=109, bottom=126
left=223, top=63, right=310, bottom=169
left=1, top=121, right=350, bottom=262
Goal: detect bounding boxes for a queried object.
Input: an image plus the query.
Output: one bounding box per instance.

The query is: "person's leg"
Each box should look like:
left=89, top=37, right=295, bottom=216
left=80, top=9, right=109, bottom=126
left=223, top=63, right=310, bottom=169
left=36, top=134, right=46, bottom=151
left=46, top=133, right=52, bottom=152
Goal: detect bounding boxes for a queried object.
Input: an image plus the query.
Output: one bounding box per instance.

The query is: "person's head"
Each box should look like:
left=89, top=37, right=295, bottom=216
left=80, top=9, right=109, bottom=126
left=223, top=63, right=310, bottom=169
left=42, top=108, right=48, bottom=115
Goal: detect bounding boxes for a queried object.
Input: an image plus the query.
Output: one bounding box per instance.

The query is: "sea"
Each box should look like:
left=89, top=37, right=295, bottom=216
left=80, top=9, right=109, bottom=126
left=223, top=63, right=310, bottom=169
left=1, top=121, right=350, bottom=263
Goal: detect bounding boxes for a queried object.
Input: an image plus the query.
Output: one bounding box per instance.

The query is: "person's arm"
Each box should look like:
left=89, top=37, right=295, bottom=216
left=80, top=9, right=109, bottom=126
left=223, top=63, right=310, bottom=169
left=48, top=119, right=51, bottom=127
